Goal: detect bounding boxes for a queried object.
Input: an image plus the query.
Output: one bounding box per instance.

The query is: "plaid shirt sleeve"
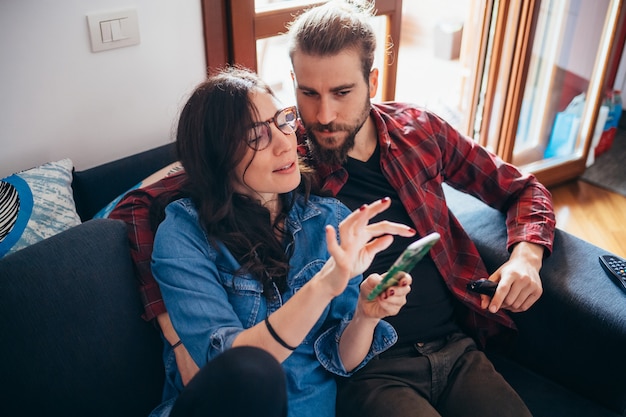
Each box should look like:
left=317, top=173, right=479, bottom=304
left=109, top=171, right=187, bottom=322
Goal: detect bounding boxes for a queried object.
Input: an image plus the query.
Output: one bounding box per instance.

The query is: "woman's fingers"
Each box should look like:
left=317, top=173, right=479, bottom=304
left=339, top=198, right=392, bottom=231
left=338, top=198, right=415, bottom=243
left=366, top=221, right=416, bottom=239
left=360, top=273, right=412, bottom=318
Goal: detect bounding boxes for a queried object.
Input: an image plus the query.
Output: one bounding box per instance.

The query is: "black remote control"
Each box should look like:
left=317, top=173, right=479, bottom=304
left=467, top=279, right=498, bottom=297
left=599, top=254, right=626, bottom=293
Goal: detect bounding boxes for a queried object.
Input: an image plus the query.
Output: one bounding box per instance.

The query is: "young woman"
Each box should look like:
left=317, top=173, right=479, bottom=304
left=149, top=66, right=415, bottom=417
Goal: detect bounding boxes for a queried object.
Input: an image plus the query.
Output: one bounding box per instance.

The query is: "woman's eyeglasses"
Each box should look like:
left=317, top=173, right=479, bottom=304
left=247, top=106, right=298, bottom=150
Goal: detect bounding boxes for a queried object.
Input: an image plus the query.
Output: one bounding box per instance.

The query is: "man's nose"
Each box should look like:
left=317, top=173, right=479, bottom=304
left=317, top=97, right=336, bottom=125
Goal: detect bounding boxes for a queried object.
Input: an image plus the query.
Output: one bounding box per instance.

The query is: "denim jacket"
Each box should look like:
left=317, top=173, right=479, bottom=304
left=151, top=193, right=397, bottom=417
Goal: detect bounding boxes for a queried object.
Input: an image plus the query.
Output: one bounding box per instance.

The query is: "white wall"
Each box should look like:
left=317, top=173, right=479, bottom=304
left=0, top=0, right=207, bottom=177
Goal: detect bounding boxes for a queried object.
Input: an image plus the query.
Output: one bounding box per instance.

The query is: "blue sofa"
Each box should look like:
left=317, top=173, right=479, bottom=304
left=1, top=143, right=625, bottom=416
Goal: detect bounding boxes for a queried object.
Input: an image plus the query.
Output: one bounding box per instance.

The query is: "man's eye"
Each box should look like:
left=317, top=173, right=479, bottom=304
left=336, top=90, right=350, bottom=96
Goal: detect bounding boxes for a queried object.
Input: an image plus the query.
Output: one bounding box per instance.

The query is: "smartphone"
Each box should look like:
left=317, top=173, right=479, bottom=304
left=366, top=232, right=441, bottom=301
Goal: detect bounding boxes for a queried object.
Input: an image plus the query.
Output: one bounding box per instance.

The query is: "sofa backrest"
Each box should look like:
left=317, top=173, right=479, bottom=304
left=0, top=218, right=164, bottom=417
left=72, top=143, right=177, bottom=221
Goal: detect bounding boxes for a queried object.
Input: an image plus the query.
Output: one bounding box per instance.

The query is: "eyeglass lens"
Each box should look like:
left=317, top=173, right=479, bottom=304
left=248, top=107, right=298, bottom=150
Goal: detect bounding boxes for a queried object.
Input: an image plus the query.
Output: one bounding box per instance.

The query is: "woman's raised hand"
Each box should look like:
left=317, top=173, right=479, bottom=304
left=320, top=197, right=416, bottom=296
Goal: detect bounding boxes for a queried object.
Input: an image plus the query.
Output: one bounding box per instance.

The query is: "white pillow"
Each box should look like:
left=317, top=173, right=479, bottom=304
left=0, top=158, right=82, bottom=258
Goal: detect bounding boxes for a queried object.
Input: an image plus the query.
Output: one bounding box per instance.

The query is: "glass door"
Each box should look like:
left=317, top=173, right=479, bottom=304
left=474, top=0, right=624, bottom=187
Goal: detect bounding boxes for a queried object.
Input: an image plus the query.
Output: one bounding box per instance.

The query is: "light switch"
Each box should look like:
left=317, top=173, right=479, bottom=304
left=110, top=19, right=126, bottom=41
left=100, top=21, right=112, bottom=43
left=87, top=9, right=140, bottom=52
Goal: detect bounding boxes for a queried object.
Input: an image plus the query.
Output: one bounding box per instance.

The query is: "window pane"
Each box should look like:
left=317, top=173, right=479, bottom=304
left=513, top=0, right=611, bottom=167
left=257, top=35, right=295, bottom=106
left=395, top=0, right=471, bottom=131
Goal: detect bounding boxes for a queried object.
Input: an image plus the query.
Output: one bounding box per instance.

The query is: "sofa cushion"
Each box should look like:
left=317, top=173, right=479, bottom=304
left=0, top=219, right=164, bottom=417
left=0, top=158, right=82, bottom=258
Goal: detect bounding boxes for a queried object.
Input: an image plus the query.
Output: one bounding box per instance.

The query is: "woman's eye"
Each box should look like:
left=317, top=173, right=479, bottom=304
left=248, top=125, right=270, bottom=148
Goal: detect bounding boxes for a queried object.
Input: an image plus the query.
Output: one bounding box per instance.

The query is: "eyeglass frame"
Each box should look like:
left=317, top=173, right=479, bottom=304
left=247, top=106, right=298, bottom=151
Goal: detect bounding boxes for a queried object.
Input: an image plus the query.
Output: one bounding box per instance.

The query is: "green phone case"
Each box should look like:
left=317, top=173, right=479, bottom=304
left=366, top=232, right=440, bottom=301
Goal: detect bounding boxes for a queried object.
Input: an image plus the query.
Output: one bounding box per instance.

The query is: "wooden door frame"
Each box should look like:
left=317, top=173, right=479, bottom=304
left=203, top=0, right=402, bottom=101
left=202, top=0, right=230, bottom=74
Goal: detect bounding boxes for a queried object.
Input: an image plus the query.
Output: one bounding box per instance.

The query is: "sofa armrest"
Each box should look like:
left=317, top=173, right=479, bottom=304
left=444, top=185, right=626, bottom=415
left=0, top=219, right=164, bottom=417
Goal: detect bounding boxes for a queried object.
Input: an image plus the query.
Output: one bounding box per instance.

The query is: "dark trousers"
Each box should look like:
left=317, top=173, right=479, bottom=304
left=336, top=332, right=532, bottom=417
left=170, top=346, right=287, bottom=417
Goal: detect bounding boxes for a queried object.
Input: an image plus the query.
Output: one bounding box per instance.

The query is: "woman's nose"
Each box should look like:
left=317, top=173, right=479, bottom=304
left=272, top=126, right=295, bottom=153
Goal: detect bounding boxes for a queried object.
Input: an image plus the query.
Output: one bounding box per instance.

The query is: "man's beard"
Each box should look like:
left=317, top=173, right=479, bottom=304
left=306, top=101, right=371, bottom=166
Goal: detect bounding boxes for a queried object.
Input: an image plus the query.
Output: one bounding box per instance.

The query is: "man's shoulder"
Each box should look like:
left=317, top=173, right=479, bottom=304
left=132, top=170, right=187, bottom=197
left=372, top=102, right=439, bottom=129
left=109, top=170, right=187, bottom=221
left=115, top=170, right=186, bottom=206
left=373, top=101, right=425, bottom=116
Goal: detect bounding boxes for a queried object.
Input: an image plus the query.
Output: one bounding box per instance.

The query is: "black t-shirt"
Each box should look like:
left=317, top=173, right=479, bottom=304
left=336, top=143, right=459, bottom=345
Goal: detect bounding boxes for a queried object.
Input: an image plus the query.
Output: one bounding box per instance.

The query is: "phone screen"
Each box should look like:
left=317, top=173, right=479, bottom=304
left=366, top=232, right=441, bottom=301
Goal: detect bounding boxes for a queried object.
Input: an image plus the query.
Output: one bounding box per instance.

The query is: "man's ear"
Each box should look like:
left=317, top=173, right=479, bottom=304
left=290, top=69, right=298, bottom=92
left=369, top=68, right=379, bottom=98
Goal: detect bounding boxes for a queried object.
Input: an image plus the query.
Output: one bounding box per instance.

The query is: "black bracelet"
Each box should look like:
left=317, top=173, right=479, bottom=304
left=171, top=340, right=182, bottom=349
left=264, top=316, right=297, bottom=351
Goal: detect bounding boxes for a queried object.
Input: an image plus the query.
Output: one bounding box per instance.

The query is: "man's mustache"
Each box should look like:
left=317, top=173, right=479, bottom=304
left=310, top=123, right=350, bottom=133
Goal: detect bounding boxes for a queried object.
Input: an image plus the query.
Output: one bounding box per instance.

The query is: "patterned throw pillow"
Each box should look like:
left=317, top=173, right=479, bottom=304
left=0, top=159, right=82, bottom=258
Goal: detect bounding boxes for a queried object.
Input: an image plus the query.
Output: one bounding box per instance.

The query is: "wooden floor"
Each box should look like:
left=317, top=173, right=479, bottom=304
left=548, top=180, right=626, bottom=258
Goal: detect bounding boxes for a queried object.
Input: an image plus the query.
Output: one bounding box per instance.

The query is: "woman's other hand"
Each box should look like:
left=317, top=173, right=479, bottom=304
left=358, top=272, right=412, bottom=319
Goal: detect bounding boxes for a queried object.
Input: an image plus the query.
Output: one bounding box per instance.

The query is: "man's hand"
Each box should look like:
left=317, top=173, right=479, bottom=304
left=483, top=242, right=545, bottom=313
left=157, top=313, right=199, bottom=385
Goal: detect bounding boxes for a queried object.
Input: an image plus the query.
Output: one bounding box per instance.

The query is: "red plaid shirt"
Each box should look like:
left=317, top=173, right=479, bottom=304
left=110, top=102, right=555, bottom=346
left=299, top=103, right=555, bottom=345
left=109, top=171, right=187, bottom=322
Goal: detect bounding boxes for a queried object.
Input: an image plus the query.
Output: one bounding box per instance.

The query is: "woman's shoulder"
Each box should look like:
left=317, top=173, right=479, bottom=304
left=294, top=194, right=351, bottom=220
left=165, top=197, right=197, bottom=215
left=159, top=197, right=201, bottom=230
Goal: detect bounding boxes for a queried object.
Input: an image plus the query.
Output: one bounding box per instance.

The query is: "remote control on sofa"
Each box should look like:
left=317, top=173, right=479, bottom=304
left=599, top=254, right=626, bottom=293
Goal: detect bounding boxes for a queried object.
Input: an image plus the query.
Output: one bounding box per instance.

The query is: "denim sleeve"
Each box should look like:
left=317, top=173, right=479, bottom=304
left=310, top=198, right=398, bottom=376
left=314, top=315, right=397, bottom=377
left=152, top=200, right=246, bottom=367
